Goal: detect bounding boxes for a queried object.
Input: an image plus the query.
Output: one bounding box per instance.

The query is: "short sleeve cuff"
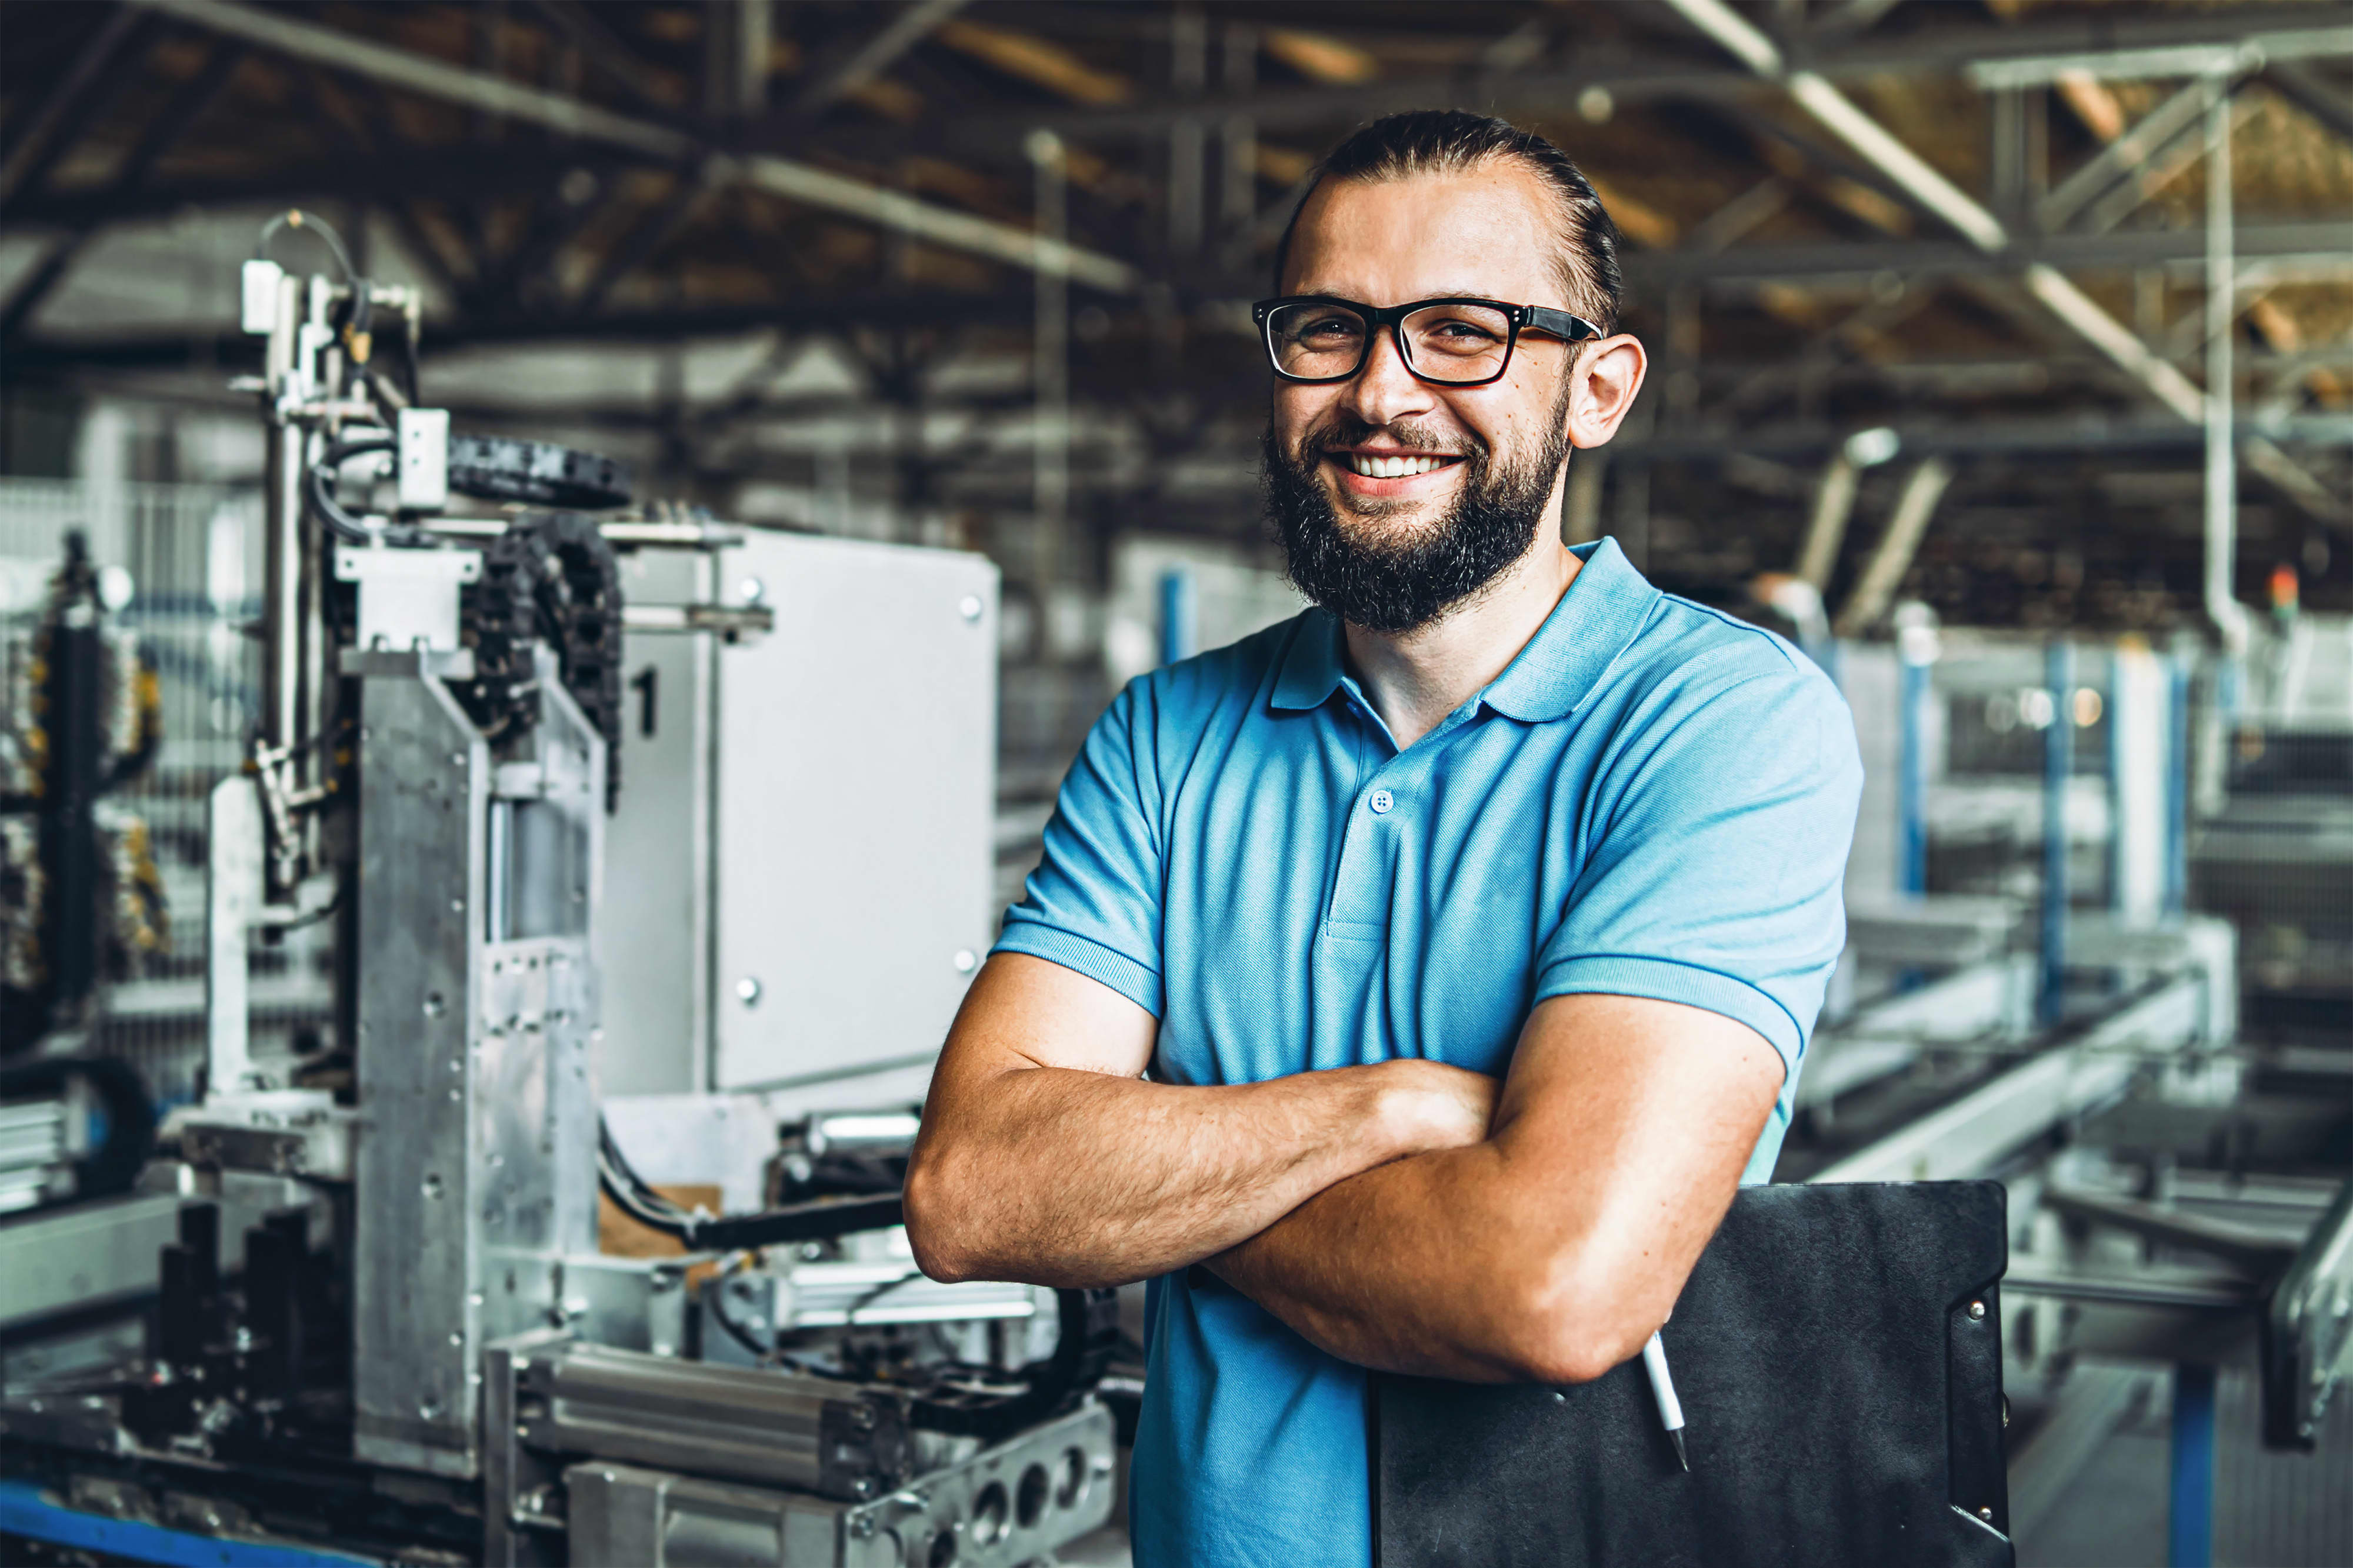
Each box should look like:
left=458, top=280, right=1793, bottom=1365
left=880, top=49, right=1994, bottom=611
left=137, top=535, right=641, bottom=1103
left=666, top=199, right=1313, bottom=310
left=1535, top=954, right=1804, bottom=1073
left=993, top=919, right=1165, bottom=1018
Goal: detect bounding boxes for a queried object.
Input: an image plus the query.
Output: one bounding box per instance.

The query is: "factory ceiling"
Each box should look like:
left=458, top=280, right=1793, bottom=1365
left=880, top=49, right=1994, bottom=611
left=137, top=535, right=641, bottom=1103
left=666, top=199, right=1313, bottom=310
left=2, top=0, right=2350, bottom=628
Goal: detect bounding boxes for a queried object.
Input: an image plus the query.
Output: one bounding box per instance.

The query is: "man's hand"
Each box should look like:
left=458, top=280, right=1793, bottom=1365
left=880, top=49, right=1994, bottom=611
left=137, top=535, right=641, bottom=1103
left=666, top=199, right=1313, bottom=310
left=1207, top=992, right=1783, bottom=1384
left=903, top=955, right=1493, bottom=1289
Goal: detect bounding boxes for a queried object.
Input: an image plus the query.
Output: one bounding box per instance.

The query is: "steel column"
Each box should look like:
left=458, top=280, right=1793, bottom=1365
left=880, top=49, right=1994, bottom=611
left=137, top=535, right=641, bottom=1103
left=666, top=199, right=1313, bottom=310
left=1029, top=129, right=1069, bottom=589
left=2039, top=640, right=2075, bottom=1025
left=1159, top=566, right=1198, bottom=666
left=1898, top=642, right=1932, bottom=898
left=2166, top=656, right=2192, bottom=915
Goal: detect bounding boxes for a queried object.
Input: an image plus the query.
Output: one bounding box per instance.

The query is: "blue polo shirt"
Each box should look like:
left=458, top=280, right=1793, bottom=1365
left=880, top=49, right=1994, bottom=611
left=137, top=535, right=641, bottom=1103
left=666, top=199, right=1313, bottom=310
left=994, top=538, right=1861, bottom=1567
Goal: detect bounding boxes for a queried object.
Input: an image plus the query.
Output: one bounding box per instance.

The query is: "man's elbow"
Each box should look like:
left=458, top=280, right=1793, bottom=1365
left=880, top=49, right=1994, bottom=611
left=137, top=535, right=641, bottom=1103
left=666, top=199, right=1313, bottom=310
left=900, top=1146, right=985, bottom=1283
left=1493, top=1260, right=1655, bottom=1386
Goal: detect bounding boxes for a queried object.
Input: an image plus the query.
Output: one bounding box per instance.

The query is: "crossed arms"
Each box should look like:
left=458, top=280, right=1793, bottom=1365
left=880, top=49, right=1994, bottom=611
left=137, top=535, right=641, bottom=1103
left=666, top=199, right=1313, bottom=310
left=903, top=953, right=1785, bottom=1383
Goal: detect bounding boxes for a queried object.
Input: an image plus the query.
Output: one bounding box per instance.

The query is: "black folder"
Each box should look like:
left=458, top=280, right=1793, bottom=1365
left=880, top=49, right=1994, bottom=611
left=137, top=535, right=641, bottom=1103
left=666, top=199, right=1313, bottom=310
left=1375, top=1180, right=2012, bottom=1568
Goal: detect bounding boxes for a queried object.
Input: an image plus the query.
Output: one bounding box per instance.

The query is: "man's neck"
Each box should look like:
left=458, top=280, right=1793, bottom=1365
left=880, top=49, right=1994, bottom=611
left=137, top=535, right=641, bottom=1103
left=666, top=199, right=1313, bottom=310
left=1342, top=535, right=1582, bottom=749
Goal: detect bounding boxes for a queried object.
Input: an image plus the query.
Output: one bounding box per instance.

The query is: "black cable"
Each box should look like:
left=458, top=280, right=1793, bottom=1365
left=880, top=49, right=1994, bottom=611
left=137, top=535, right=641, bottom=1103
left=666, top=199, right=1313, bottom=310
left=597, top=1147, right=691, bottom=1233
left=305, top=434, right=429, bottom=546
left=255, top=209, right=355, bottom=283
left=596, top=1114, right=906, bottom=1249
left=696, top=1195, right=907, bottom=1251
left=707, top=1268, right=778, bottom=1362
left=909, top=1287, right=1118, bottom=1440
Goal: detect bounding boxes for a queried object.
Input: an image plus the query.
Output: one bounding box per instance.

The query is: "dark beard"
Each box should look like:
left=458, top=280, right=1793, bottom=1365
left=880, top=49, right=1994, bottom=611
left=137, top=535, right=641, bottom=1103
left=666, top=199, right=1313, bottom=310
left=1261, top=395, right=1572, bottom=635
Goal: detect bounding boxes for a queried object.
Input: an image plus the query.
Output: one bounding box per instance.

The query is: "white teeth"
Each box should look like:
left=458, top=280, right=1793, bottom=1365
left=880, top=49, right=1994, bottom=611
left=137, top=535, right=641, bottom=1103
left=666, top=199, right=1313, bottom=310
left=1345, top=453, right=1449, bottom=478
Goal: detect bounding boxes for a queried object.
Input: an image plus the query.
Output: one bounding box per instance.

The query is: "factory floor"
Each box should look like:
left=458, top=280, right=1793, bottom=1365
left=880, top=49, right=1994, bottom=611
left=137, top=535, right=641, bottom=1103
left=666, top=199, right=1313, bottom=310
left=2017, top=1411, right=2173, bottom=1567
left=2016, top=1367, right=2353, bottom=1568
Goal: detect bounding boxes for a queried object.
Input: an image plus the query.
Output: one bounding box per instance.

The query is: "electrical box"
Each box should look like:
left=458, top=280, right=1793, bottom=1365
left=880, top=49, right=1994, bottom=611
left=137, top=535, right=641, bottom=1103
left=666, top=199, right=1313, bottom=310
left=599, top=533, right=998, bottom=1096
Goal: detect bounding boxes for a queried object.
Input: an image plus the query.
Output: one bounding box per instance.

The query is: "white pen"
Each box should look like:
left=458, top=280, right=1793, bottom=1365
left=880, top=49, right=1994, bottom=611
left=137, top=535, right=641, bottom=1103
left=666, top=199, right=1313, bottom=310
left=1642, top=1329, right=1688, bottom=1472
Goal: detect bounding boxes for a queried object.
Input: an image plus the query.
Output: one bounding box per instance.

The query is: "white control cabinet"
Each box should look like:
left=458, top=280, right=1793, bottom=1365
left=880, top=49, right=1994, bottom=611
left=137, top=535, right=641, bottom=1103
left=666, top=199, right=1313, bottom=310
left=599, top=532, right=998, bottom=1095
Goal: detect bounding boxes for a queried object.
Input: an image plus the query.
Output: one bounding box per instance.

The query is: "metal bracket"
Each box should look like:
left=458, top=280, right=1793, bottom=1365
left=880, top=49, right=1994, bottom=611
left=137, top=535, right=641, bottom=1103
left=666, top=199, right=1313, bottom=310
left=334, top=545, right=480, bottom=654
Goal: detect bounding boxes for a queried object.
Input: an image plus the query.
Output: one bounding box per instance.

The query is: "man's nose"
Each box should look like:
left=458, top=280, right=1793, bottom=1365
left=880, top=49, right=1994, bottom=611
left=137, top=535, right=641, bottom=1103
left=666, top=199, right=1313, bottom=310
left=1343, top=325, right=1437, bottom=429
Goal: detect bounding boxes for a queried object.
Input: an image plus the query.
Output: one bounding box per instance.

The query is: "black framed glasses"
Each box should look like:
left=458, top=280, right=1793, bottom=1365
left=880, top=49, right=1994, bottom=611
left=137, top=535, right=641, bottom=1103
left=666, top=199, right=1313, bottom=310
left=1252, top=295, right=1602, bottom=387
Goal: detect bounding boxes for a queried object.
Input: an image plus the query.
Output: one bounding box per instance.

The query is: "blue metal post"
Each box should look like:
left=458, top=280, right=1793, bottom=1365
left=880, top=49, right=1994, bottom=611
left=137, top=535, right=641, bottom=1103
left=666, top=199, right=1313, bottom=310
left=2105, top=646, right=2125, bottom=915
left=2166, top=656, right=2192, bottom=917
left=1898, top=650, right=1931, bottom=897
left=2039, top=640, right=2075, bottom=1026
left=1158, top=566, right=1197, bottom=666
left=2169, top=1362, right=2216, bottom=1567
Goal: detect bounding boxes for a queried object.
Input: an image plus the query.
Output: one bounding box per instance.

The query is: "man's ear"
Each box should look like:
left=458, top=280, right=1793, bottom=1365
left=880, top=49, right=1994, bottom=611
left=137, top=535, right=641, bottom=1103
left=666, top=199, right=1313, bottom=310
left=1566, top=336, right=1648, bottom=450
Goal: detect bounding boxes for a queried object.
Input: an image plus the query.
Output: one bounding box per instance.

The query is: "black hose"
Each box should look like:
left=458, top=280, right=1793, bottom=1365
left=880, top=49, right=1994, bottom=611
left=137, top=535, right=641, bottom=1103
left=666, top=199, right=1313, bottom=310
left=596, top=1114, right=907, bottom=1250
left=304, top=434, right=402, bottom=543
left=707, top=1271, right=778, bottom=1362
left=910, top=1287, right=1119, bottom=1440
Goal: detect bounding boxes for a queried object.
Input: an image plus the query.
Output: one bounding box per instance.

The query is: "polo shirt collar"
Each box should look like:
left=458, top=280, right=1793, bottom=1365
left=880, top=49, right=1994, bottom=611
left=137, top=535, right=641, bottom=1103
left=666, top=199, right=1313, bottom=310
left=1479, top=538, right=1661, bottom=722
left=1267, top=538, right=1659, bottom=722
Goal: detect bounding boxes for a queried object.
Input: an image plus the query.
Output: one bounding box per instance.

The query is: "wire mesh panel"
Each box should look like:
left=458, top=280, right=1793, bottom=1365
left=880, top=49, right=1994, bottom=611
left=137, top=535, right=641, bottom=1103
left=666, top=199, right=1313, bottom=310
left=0, top=478, right=328, bottom=1106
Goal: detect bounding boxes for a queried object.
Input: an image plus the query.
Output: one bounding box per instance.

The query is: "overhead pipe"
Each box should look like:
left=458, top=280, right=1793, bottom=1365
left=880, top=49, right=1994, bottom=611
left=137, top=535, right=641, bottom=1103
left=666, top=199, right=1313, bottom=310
left=2202, top=75, right=2255, bottom=655
left=1795, top=426, right=1899, bottom=592
left=1834, top=456, right=1955, bottom=638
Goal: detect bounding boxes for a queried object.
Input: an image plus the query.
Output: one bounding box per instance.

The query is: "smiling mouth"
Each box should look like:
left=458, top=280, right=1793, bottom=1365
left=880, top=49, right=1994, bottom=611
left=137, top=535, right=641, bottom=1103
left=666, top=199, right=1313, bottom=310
left=1331, top=452, right=1464, bottom=479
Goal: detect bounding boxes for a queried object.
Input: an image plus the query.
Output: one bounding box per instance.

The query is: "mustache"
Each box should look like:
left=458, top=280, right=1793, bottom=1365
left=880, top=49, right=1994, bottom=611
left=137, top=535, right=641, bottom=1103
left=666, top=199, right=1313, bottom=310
left=1302, top=417, right=1484, bottom=462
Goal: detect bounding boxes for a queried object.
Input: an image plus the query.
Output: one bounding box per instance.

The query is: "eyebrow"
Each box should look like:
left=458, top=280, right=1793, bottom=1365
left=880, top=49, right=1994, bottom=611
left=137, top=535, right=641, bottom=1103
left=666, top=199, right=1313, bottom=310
left=1288, top=287, right=1532, bottom=304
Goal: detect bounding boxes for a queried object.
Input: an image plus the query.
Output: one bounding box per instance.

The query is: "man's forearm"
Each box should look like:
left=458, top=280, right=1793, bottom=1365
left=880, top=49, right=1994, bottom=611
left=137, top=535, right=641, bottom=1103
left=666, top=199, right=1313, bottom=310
left=906, top=1059, right=1469, bottom=1289
left=1207, top=995, right=1782, bottom=1384
left=1207, top=1143, right=1557, bottom=1381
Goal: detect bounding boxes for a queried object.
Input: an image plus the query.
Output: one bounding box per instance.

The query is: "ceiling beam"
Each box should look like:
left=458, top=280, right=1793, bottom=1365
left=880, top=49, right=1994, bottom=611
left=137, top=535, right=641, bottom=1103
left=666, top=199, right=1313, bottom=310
left=1655, top=0, right=2343, bottom=513
left=795, top=0, right=972, bottom=115
left=911, top=5, right=2348, bottom=148
left=1963, top=20, right=2352, bottom=89
left=2, top=290, right=1042, bottom=373
left=0, top=36, right=250, bottom=342
left=525, top=0, right=688, bottom=116
left=123, top=0, right=1139, bottom=292
left=1628, top=221, right=2353, bottom=286
left=2037, top=76, right=2214, bottom=231
left=1614, top=413, right=2353, bottom=463
left=0, top=6, right=152, bottom=203
left=2262, top=59, right=2353, bottom=148
left=0, top=145, right=601, bottom=229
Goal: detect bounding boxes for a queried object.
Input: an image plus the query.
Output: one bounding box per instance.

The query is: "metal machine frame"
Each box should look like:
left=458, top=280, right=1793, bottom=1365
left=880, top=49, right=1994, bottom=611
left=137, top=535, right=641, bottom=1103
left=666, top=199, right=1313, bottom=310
left=0, top=238, right=1110, bottom=1568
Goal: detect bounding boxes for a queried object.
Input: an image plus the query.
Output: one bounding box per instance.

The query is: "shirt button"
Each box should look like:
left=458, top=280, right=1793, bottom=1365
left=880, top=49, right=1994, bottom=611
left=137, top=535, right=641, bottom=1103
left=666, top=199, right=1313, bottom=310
left=1368, top=789, right=1394, bottom=815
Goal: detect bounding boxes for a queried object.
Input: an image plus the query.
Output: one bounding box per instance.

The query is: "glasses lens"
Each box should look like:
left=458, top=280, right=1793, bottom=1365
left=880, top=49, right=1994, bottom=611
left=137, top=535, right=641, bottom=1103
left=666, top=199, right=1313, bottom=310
left=1400, top=303, right=1513, bottom=383
left=1267, top=302, right=1368, bottom=379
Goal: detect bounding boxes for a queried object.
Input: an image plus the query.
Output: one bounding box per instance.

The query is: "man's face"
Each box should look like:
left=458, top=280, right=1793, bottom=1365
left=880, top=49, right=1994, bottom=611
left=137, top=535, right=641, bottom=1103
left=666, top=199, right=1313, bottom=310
left=1265, top=164, right=1585, bottom=633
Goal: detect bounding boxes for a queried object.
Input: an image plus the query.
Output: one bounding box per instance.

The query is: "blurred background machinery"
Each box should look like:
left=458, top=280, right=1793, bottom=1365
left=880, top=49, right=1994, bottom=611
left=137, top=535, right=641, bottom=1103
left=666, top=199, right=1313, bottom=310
left=1, top=3, right=2349, bottom=1566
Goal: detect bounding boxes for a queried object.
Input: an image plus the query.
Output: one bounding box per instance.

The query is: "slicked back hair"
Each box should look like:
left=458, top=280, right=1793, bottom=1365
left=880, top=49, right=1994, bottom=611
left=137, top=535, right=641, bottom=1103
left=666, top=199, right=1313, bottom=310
left=1271, top=109, right=1625, bottom=335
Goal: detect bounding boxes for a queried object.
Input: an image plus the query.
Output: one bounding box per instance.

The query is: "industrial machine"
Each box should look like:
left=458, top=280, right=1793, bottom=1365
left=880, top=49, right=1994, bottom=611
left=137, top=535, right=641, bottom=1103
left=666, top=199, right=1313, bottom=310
left=0, top=222, right=1114, bottom=1568
left=1787, top=628, right=2353, bottom=1560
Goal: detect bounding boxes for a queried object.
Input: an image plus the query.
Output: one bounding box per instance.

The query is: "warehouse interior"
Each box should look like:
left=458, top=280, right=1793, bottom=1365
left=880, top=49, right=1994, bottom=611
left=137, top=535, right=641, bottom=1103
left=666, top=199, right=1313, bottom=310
left=1, top=1, right=2349, bottom=1564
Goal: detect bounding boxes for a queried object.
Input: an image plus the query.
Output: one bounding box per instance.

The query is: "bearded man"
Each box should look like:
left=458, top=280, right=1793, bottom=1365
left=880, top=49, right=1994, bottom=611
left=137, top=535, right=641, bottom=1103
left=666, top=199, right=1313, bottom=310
left=904, top=111, right=1862, bottom=1566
